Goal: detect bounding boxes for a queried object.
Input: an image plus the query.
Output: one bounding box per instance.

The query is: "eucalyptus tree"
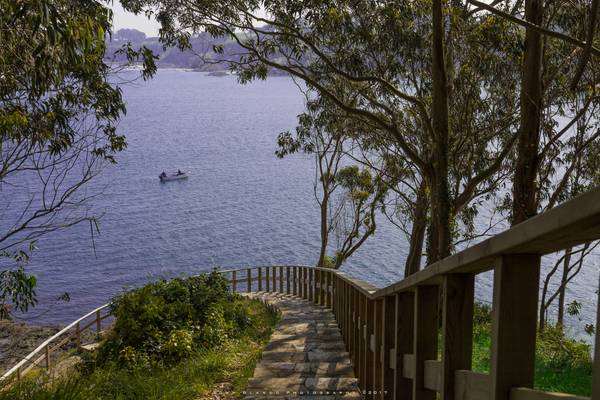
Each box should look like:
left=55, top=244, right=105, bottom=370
left=276, top=98, right=349, bottom=268
left=471, top=0, right=600, bottom=330
left=123, top=0, right=525, bottom=271
left=0, top=0, right=156, bottom=317
left=277, top=97, right=390, bottom=269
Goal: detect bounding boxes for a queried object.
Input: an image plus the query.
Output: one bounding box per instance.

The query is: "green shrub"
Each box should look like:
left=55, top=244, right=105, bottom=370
left=100, top=270, right=241, bottom=365
left=536, top=325, right=592, bottom=369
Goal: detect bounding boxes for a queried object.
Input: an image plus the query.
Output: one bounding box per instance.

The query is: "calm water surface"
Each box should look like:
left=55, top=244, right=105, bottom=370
left=13, top=70, right=599, bottom=340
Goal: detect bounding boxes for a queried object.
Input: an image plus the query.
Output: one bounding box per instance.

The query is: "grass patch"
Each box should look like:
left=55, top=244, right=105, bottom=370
left=1, top=273, right=279, bottom=400
left=472, top=303, right=593, bottom=396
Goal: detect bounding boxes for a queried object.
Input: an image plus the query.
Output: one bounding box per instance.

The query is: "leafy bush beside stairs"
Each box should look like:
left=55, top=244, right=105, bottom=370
left=0, top=270, right=279, bottom=400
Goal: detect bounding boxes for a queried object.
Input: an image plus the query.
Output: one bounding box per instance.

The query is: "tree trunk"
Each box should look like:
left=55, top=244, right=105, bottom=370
left=317, top=191, right=329, bottom=268
left=405, top=182, right=428, bottom=277
left=557, top=248, right=572, bottom=329
left=512, top=0, right=544, bottom=226
left=429, top=0, right=452, bottom=263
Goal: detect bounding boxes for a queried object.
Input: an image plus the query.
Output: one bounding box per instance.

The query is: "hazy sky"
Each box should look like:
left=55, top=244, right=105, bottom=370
left=112, top=3, right=160, bottom=36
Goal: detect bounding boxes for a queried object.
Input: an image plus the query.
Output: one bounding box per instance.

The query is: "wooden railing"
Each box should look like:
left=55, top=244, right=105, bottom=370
left=220, top=186, right=600, bottom=400
left=5, top=186, right=600, bottom=397
left=1, top=304, right=111, bottom=383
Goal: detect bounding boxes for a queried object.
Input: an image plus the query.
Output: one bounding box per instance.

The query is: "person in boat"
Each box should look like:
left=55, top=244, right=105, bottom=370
left=177, top=170, right=183, bottom=175
left=160, top=171, right=166, bottom=178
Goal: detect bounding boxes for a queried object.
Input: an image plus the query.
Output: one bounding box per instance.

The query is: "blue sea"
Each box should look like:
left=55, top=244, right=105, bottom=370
left=7, top=69, right=599, bottom=341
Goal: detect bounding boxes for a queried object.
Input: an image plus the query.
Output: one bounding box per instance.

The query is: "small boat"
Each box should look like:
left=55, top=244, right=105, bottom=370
left=159, top=171, right=188, bottom=182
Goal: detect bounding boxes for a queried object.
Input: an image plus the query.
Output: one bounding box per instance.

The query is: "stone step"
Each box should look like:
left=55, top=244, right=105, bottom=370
left=244, top=393, right=363, bottom=400
left=253, top=362, right=355, bottom=378
left=260, top=351, right=351, bottom=363
left=244, top=392, right=363, bottom=400
left=246, top=377, right=359, bottom=392
left=269, top=333, right=344, bottom=343
left=276, top=325, right=343, bottom=335
left=264, top=340, right=347, bottom=352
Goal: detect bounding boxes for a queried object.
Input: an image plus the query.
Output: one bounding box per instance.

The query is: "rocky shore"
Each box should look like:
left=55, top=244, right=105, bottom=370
left=0, top=320, right=60, bottom=375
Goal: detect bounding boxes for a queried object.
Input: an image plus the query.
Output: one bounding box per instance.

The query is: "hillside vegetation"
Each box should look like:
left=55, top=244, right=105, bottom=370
left=0, top=271, right=279, bottom=400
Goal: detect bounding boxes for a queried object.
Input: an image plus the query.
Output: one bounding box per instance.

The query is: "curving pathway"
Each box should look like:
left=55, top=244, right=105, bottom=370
left=242, top=292, right=363, bottom=400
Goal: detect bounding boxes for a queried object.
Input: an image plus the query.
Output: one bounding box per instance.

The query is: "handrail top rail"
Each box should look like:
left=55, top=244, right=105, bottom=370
left=218, top=265, right=378, bottom=296
left=220, top=187, right=600, bottom=299
left=1, top=303, right=110, bottom=380
left=372, top=185, right=600, bottom=299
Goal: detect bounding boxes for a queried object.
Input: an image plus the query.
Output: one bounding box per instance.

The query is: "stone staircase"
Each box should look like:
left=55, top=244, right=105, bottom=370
left=243, top=292, right=363, bottom=400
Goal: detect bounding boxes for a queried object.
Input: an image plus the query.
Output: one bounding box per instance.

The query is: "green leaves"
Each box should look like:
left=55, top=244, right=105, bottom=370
left=0, top=249, right=38, bottom=319
left=106, top=270, right=243, bottom=365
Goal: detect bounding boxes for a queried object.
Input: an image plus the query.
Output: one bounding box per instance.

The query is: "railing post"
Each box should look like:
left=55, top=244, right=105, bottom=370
left=326, top=271, right=332, bottom=309
left=395, top=291, right=414, bottom=399
left=358, top=293, right=366, bottom=388
left=96, top=309, right=102, bottom=333
left=286, top=266, right=290, bottom=294
left=293, top=267, right=298, bottom=296
left=413, top=285, right=438, bottom=400
left=272, top=266, right=277, bottom=292
left=232, top=271, right=237, bottom=293
left=364, top=297, right=375, bottom=395
left=352, top=288, right=360, bottom=379
left=75, top=321, right=82, bottom=350
left=45, top=345, right=50, bottom=370
left=381, top=295, right=396, bottom=399
left=592, top=274, right=600, bottom=397
left=258, top=267, right=263, bottom=292
left=373, top=298, right=384, bottom=399
left=303, top=267, right=308, bottom=299
left=247, top=268, right=252, bottom=293
left=319, top=270, right=325, bottom=306
left=490, top=254, right=540, bottom=400
left=308, top=269, right=314, bottom=302
left=266, top=266, right=270, bottom=292
left=440, top=274, right=474, bottom=400
left=279, top=266, right=283, bottom=293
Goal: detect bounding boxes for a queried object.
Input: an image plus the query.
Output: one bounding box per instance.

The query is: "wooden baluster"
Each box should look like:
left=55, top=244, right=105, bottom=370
left=258, top=267, right=263, bottom=292
left=314, top=269, right=323, bottom=304
left=365, top=297, right=375, bottom=396
left=440, top=274, right=474, bottom=400
left=359, top=293, right=367, bottom=390
left=45, top=345, right=50, bottom=370
left=96, top=309, right=102, bottom=334
left=490, top=255, right=540, bottom=400
left=322, top=269, right=327, bottom=304
left=279, top=266, right=284, bottom=293
left=232, top=271, right=237, bottom=293
left=373, top=298, right=384, bottom=399
left=75, top=321, right=82, bottom=350
left=247, top=268, right=252, bottom=293
left=272, top=266, right=277, bottom=292
left=308, top=269, right=314, bottom=302
left=413, top=285, right=439, bottom=400
left=341, top=281, right=346, bottom=340
left=346, top=282, right=351, bottom=348
left=266, top=267, right=270, bottom=292
left=313, top=269, right=318, bottom=303
left=381, top=295, right=396, bottom=399
left=592, top=274, right=600, bottom=398
left=303, top=268, right=308, bottom=299
left=395, top=291, right=414, bottom=399
left=326, top=271, right=332, bottom=309
left=286, top=266, right=290, bottom=294
left=293, top=267, right=298, bottom=296
left=353, top=288, right=360, bottom=381
left=340, top=278, right=352, bottom=342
